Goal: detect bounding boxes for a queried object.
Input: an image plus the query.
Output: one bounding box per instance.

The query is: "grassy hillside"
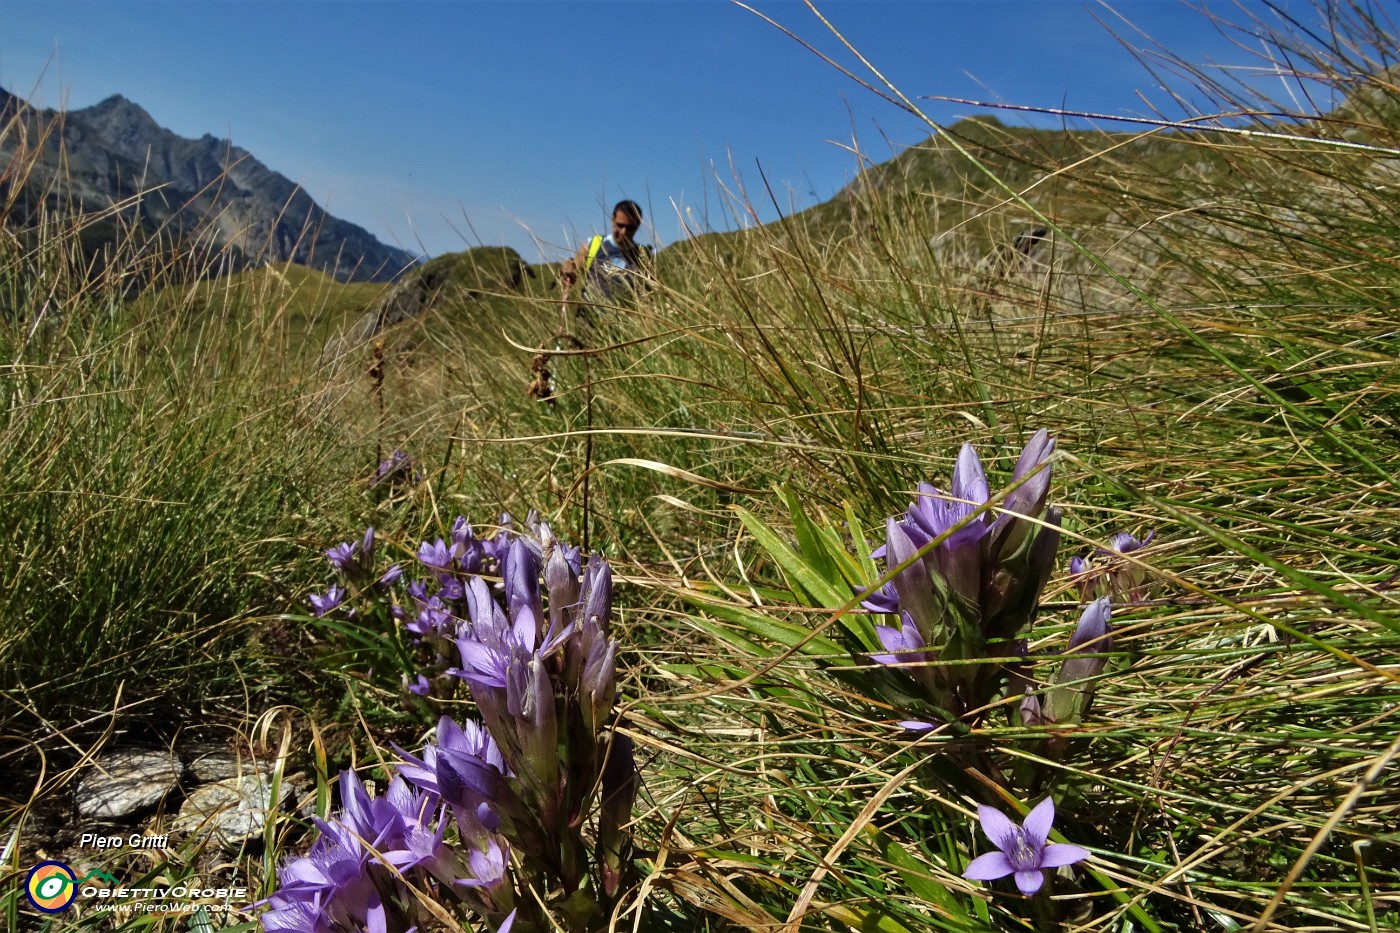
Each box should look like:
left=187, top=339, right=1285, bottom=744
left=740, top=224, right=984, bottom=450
left=2, top=3, right=1398, bottom=932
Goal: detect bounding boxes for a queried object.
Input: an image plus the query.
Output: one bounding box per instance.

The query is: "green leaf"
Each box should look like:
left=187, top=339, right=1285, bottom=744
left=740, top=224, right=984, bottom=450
left=823, top=904, right=928, bottom=933
left=675, top=609, right=774, bottom=658
left=844, top=500, right=880, bottom=581
left=867, top=827, right=977, bottom=924
left=660, top=661, right=753, bottom=681
left=680, top=592, right=845, bottom=658
left=816, top=519, right=871, bottom=591
left=734, top=504, right=849, bottom=609
left=779, top=484, right=845, bottom=593
left=732, top=504, right=874, bottom=650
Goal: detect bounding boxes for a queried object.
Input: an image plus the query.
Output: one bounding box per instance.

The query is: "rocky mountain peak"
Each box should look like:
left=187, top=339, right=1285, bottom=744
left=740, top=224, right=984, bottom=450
left=82, top=93, right=158, bottom=129
left=0, top=84, right=418, bottom=282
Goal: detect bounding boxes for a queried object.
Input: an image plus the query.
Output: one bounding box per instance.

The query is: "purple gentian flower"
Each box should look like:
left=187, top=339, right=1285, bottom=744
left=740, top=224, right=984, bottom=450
left=1074, top=529, right=1155, bottom=601
left=597, top=733, right=638, bottom=897
left=458, top=837, right=510, bottom=889
left=418, top=538, right=453, bottom=571
left=503, top=538, right=544, bottom=644
left=481, top=512, right=515, bottom=569
left=872, top=618, right=930, bottom=667
left=1108, top=530, right=1154, bottom=554
left=544, top=536, right=582, bottom=631
left=1065, top=597, right=1112, bottom=656
left=336, top=770, right=413, bottom=853
left=325, top=528, right=377, bottom=587
left=904, top=446, right=991, bottom=607
left=406, top=596, right=451, bottom=640
left=884, top=518, right=943, bottom=644
left=1000, top=429, right=1055, bottom=527
left=448, top=516, right=486, bottom=573
left=380, top=796, right=489, bottom=891
left=577, top=557, right=613, bottom=634
left=1019, top=692, right=1051, bottom=727
left=326, top=541, right=357, bottom=574
left=257, top=893, right=321, bottom=933
left=266, top=818, right=377, bottom=930
left=1045, top=597, right=1113, bottom=724
left=964, top=797, right=1089, bottom=895
left=397, top=716, right=509, bottom=842
left=309, top=584, right=345, bottom=617
left=374, top=449, right=417, bottom=486
left=859, top=581, right=900, bottom=614
left=437, top=577, right=467, bottom=602
left=871, top=616, right=940, bottom=694
left=578, top=624, right=618, bottom=735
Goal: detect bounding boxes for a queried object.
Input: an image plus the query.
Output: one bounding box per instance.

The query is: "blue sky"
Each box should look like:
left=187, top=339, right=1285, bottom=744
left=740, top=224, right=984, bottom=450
left=0, top=1, right=1373, bottom=261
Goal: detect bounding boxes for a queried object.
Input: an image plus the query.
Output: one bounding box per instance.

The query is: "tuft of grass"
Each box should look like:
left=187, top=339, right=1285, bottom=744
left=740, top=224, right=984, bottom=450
left=0, top=114, right=382, bottom=795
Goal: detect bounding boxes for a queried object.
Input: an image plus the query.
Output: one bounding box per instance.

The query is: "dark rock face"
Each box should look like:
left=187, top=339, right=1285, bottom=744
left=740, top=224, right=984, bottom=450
left=0, top=88, right=419, bottom=283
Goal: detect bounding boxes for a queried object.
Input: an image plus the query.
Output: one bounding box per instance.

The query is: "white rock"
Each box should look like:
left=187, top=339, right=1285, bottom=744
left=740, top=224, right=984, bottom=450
left=183, top=744, right=270, bottom=783
left=171, top=772, right=299, bottom=847
left=76, top=750, right=185, bottom=821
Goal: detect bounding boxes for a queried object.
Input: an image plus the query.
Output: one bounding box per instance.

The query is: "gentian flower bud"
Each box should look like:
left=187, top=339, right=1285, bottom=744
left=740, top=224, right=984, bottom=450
left=545, top=538, right=581, bottom=632
left=1047, top=597, right=1113, bottom=724
left=578, top=557, right=613, bottom=636
left=1020, top=691, right=1051, bottom=727
left=884, top=518, right=943, bottom=646
left=463, top=576, right=509, bottom=645
left=580, top=634, right=618, bottom=737
left=451, top=515, right=487, bottom=573
left=504, top=538, right=543, bottom=646
left=1005, top=430, right=1055, bottom=518
left=1058, top=597, right=1112, bottom=682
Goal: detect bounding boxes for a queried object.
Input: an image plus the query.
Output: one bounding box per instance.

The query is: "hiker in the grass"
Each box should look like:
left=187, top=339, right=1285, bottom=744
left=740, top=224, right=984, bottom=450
left=560, top=199, right=652, bottom=322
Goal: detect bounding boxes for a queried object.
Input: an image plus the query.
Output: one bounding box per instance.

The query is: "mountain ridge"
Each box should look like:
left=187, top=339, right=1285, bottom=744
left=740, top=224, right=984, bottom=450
left=0, top=86, right=418, bottom=283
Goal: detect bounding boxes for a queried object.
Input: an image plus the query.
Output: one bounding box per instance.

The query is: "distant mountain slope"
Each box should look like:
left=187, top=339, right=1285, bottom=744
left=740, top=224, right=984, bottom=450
left=0, top=85, right=418, bottom=282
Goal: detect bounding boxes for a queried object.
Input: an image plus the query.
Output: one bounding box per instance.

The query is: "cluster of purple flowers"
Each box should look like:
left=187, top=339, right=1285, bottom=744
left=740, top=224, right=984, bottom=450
left=852, top=433, right=1113, bottom=901
left=260, top=762, right=515, bottom=933
left=276, top=513, right=636, bottom=932
left=863, top=430, right=1061, bottom=724
left=402, top=514, right=523, bottom=696
left=309, top=527, right=403, bottom=618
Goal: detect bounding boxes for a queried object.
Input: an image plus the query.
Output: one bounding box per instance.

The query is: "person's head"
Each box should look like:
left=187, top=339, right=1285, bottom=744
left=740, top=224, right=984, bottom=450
left=611, top=200, right=642, bottom=245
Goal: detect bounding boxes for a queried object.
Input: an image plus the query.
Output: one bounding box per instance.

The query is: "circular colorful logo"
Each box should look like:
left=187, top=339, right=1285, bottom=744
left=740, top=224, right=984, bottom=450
left=25, top=861, right=78, bottom=913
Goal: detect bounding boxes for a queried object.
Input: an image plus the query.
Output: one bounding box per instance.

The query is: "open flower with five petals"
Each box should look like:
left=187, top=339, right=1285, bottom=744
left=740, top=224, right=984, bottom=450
left=964, top=797, right=1089, bottom=895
